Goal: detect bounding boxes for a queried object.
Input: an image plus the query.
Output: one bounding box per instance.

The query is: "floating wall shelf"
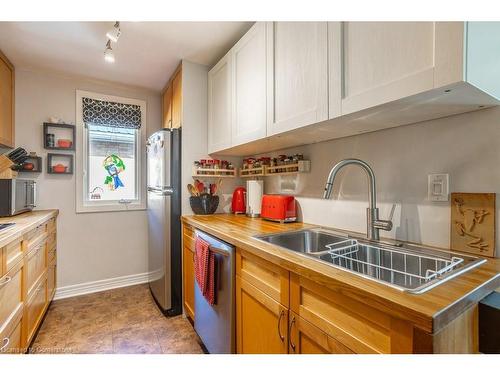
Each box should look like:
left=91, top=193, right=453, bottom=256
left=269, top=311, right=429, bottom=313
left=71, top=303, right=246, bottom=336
left=43, top=122, right=76, bottom=151
left=19, top=156, right=42, bottom=173
left=47, top=153, right=73, bottom=175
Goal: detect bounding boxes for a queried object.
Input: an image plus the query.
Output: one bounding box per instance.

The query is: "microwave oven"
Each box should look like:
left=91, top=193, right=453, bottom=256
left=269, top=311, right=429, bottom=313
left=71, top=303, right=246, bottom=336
left=0, top=179, right=37, bottom=216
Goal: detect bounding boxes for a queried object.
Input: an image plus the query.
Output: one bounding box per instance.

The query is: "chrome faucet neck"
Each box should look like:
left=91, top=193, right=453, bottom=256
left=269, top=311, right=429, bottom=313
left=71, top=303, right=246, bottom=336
left=323, top=159, right=392, bottom=241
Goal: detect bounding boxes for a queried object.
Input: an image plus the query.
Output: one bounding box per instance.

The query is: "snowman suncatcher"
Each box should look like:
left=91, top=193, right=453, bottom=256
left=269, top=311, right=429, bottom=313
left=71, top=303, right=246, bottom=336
left=103, top=154, right=125, bottom=190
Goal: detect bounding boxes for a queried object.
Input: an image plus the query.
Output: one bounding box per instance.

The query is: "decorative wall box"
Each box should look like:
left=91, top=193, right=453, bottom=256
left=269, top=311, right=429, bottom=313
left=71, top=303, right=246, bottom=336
left=47, top=153, right=73, bottom=174
left=43, top=122, right=76, bottom=151
left=19, top=156, right=42, bottom=173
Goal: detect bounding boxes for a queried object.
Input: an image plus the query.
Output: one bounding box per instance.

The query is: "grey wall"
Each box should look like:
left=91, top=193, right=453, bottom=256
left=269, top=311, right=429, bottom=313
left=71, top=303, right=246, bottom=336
left=254, top=106, right=500, bottom=253
left=14, top=68, right=162, bottom=288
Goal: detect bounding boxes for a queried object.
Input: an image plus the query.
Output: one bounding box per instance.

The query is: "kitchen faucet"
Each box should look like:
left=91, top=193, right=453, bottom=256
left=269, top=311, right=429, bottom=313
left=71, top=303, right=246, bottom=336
left=323, top=159, right=393, bottom=241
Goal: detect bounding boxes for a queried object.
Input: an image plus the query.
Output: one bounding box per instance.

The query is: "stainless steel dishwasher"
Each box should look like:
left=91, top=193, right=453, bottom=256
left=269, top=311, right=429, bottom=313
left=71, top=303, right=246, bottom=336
left=193, top=230, right=235, bottom=354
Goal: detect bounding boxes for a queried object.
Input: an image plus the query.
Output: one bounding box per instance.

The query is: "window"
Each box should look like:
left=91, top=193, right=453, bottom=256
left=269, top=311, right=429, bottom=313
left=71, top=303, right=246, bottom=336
left=76, top=90, right=146, bottom=212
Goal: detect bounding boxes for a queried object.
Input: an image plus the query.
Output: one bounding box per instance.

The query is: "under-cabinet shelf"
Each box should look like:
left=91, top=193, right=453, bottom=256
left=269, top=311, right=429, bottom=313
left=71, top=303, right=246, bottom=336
left=239, top=161, right=311, bottom=178
left=192, top=166, right=237, bottom=178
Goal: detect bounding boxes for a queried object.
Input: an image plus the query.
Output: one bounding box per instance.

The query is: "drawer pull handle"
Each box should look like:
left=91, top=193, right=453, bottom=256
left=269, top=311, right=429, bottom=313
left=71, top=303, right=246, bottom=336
left=289, top=316, right=296, bottom=352
left=277, top=309, right=285, bottom=341
left=1, top=337, right=9, bottom=351
left=0, top=276, right=12, bottom=288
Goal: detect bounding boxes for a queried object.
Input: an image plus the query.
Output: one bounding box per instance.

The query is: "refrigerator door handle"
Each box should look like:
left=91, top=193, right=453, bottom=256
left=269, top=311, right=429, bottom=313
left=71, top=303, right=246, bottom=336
left=148, top=186, right=174, bottom=195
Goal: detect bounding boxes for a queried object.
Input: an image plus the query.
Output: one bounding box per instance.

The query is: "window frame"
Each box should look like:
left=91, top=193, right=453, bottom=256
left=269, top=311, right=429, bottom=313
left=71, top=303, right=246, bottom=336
left=76, top=90, right=147, bottom=213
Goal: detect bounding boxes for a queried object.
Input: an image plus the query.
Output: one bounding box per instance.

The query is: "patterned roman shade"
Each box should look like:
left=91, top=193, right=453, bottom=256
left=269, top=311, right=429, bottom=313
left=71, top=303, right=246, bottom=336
left=82, top=97, right=142, bottom=129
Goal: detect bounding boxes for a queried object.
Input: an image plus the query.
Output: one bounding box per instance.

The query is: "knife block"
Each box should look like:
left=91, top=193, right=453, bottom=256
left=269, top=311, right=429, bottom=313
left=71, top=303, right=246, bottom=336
left=0, top=155, right=14, bottom=176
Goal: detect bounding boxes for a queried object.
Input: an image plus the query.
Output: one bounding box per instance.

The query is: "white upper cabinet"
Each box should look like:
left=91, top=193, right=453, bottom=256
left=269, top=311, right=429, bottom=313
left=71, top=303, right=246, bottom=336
left=332, top=22, right=438, bottom=116
left=329, top=22, right=500, bottom=118
left=208, top=53, right=232, bottom=154
left=266, top=22, right=328, bottom=136
left=231, top=22, right=267, bottom=147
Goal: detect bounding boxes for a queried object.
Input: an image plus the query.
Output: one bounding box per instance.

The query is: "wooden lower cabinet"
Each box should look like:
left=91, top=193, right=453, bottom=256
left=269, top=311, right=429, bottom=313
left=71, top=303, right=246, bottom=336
left=183, top=246, right=195, bottom=320
left=25, top=275, right=48, bottom=345
left=236, top=275, right=288, bottom=354
left=0, top=213, right=58, bottom=353
left=0, top=307, right=23, bottom=354
left=288, top=311, right=353, bottom=354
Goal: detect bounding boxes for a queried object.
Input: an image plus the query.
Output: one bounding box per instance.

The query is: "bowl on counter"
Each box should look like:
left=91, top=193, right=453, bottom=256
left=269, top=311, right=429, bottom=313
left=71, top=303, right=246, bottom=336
left=189, top=194, right=219, bottom=215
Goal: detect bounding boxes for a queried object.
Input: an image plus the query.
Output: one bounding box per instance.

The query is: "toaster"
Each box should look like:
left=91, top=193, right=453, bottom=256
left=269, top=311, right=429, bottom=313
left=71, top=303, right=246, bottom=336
left=261, top=194, right=296, bottom=223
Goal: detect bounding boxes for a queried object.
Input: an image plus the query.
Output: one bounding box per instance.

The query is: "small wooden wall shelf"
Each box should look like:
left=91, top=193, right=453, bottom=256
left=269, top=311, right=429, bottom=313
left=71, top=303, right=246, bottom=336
left=240, top=160, right=311, bottom=178
left=192, top=166, right=237, bottom=178
left=43, top=122, right=76, bottom=151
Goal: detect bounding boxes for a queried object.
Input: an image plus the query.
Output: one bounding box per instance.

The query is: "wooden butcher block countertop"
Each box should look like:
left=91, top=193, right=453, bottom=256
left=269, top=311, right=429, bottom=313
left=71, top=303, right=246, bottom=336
left=182, top=214, right=500, bottom=334
left=0, top=210, right=59, bottom=248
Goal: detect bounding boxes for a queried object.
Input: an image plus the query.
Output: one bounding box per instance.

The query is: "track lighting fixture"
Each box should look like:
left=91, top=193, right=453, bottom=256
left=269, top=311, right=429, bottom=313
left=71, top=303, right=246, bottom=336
left=106, top=21, right=121, bottom=43
left=104, top=40, right=115, bottom=63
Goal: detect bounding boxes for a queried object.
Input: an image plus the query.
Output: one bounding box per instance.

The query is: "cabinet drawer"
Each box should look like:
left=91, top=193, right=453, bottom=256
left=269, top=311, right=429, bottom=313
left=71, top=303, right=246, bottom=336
left=25, top=223, right=47, bottom=250
left=3, top=238, right=23, bottom=273
left=0, top=261, right=23, bottom=329
left=0, top=310, right=22, bottom=354
left=48, top=263, right=56, bottom=299
left=290, top=273, right=413, bottom=354
left=26, top=277, right=48, bottom=343
left=236, top=249, right=289, bottom=307
left=183, top=225, right=195, bottom=251
left=46, top=217, right=56, bottom=233
left=27, top=242, right=46, bottom=295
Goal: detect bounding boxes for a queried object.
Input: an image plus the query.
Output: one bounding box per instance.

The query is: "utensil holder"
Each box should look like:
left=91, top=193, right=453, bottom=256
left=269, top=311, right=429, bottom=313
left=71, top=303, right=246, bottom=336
left=189, top=194, right=219, bottom=215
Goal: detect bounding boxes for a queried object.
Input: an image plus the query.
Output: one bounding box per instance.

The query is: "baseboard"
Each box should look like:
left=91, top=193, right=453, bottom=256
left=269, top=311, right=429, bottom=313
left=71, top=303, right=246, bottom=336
left=54, top=272, right=151, bottom=300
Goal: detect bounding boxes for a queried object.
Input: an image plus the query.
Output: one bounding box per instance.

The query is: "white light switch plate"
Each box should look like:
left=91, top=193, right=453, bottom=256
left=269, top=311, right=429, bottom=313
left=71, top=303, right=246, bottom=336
left=428, top=174, right=449, bottom=202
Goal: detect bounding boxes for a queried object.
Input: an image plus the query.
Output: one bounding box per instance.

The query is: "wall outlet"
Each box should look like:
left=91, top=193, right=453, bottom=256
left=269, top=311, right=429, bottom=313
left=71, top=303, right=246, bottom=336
left=428, top=174, right=449, bottom=202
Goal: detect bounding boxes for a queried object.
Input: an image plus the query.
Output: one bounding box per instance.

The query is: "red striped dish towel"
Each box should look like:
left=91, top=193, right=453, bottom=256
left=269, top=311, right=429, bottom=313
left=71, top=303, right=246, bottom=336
left=194, top=236, right=216, bottom=305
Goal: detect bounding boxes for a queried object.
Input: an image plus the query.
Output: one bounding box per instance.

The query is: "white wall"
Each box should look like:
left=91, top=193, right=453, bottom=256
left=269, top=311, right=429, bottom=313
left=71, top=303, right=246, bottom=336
left=14, top=68, right=162, bottom=288
left=181, top=60, right=243, bottom=215
left=254, top=107, right=500, bottom=253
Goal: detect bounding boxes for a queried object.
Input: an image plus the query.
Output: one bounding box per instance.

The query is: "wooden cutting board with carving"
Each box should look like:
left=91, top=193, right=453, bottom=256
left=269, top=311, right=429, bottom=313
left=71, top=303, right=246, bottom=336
left=450, top=193, right=496, bottom=257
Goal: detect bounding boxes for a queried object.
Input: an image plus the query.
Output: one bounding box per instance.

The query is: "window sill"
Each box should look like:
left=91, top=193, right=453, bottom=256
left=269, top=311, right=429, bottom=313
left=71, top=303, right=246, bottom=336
left=76, top=202, right=146, bottom=214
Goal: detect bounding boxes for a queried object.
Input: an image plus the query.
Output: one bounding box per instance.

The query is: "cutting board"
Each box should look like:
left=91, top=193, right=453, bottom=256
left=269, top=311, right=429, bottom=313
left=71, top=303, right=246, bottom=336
left=450, top=193, right=496, bottom=257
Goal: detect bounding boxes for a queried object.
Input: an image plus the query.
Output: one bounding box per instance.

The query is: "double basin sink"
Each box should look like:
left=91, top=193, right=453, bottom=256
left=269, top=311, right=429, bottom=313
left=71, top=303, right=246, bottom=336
left=255, top=228, right=486, bottom=294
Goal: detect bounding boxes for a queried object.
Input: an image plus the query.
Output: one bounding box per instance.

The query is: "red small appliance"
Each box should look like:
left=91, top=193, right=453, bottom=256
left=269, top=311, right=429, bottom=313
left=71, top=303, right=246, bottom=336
left=231, top=187, right=246, bottom=214
left=261, top=194, right=297, bottom=223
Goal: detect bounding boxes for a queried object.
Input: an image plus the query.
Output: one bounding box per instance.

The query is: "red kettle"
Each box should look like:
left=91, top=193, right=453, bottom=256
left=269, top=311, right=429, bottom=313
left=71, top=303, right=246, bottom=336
left=231, top=187, right=246, bottom=214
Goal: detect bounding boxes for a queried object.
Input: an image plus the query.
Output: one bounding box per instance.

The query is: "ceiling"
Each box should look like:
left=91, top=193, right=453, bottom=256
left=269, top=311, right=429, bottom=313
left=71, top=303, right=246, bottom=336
left=0, top=22, right=253, bottom=91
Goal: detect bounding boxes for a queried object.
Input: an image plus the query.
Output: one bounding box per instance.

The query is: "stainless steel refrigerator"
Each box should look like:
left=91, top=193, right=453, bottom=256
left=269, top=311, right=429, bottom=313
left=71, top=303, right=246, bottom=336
left=147, top=128, right=182, bottom=316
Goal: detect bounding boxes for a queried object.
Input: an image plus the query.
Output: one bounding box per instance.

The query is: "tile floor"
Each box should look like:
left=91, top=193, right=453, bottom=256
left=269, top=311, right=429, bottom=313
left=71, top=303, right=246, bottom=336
left=30, top=284, right=205, bottom=354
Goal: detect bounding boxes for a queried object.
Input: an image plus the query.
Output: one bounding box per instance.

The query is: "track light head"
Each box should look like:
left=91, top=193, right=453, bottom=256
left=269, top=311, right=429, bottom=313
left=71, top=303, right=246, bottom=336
left=104, top=40, right=115, bottom=63
left=106, top=21, right=121, bottom=43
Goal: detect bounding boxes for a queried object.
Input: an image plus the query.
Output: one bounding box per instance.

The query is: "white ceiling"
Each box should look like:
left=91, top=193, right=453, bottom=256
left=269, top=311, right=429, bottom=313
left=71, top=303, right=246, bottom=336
left=0, top=22, right=253, bottom=91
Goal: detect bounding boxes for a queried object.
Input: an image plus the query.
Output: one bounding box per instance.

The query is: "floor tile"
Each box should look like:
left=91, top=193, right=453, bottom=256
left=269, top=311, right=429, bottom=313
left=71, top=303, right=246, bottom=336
left=31, top=283, right=205, bottom=354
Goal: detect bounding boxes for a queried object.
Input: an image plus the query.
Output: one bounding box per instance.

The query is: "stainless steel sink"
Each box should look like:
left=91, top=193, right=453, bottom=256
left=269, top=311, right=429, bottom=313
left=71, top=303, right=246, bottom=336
left=256, top=228, right=348, bottom=254
left=255, top=228, right=486, bottom=294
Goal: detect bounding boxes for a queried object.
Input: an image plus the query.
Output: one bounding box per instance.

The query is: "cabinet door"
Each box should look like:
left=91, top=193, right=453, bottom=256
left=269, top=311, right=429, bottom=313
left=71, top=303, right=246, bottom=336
left=231, top=22, right=267, bottom=146
left=335, top=22, right=436, bottom=116
left=289, top=311, right=354, bottom=354
left=266, top=22, right=328, bottom=136
left=208, top=53, right=232, bottom=153
left=236, top=276, right=288, bottom=354
left=162, top=84, right=173, bottom=129
left=0, top=51, right=14, bottom=148
left=182, top=246, right=195, bottom=320
left=171, top=69, right=182, bottom=129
